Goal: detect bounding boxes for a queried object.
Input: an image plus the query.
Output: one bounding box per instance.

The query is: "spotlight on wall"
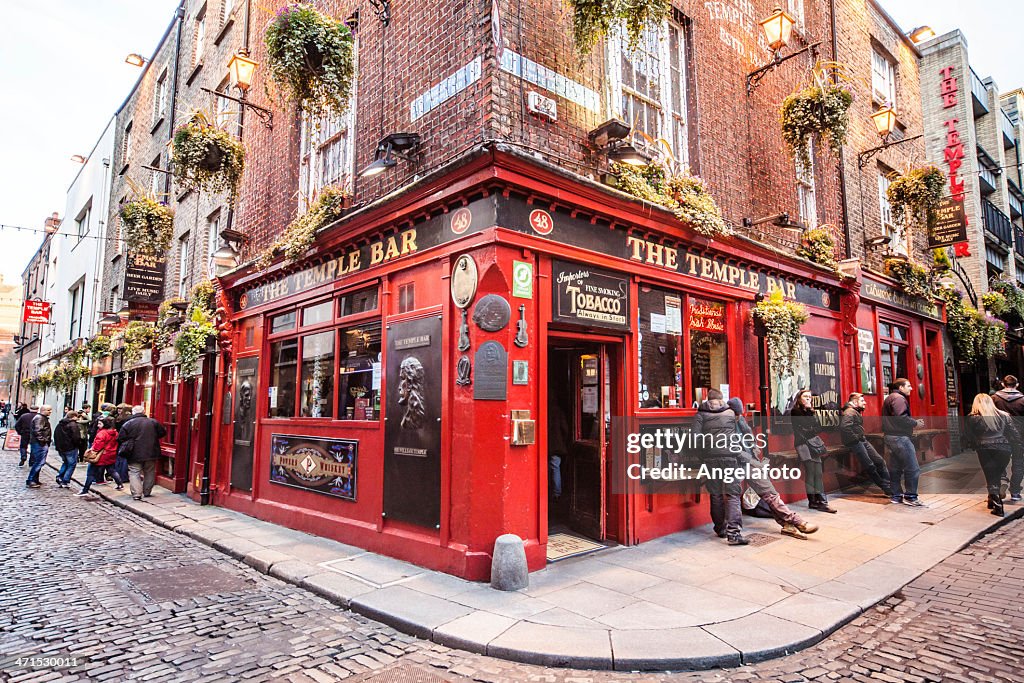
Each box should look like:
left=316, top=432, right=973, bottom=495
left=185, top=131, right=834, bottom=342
left=607, top=142, right=649, bottom=167
left=908, top=26, right=936, bottom=43
left=70, top=154, right=86, bottom=164
left=125, top=53, right=147, bottom=67
left=587, top=119, right=631, bottom=147
left=359, top=133, right=421, bottom=178
left=866, top=234, right=892, bottom=251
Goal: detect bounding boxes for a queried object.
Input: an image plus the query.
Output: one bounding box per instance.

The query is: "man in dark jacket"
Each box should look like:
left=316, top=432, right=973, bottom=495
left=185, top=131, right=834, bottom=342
left=13, top=405, right=37, bottom=466
left=118, top=405, right=167, bottom=500
left=694, top=390, right=747, bottom=545
left=992, top=375, right=1024, bottom=502
left=882, top=379, right=925, bottom=507
left=840, top=393, right=892, bottom=497
left=54, top=410, right=83, bottom=488
left=25, top=405, right=53, bottom=488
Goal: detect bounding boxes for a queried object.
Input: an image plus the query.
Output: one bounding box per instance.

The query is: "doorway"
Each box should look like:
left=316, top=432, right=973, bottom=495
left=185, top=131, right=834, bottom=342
left=547, top=340, right=622, bottom=544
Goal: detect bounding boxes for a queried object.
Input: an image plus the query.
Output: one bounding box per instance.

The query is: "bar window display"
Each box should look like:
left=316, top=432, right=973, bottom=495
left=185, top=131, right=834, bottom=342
left=688, top=298, right=728, bottom=405
left=268, top=338, right=298, bottom=417
left=338, top=323, right=382, bottom=420
left=300, top=330, right=335, bottom=417
left=638, top=286, right=683, bottom=408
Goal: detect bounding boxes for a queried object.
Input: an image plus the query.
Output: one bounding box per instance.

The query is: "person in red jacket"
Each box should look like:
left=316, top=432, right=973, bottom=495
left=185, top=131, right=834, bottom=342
left=76, top=417, right=119, bottom=496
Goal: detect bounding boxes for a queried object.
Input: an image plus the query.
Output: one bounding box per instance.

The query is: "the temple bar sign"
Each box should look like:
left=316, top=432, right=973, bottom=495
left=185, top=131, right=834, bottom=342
left=929, top=197, right=968, bottom=248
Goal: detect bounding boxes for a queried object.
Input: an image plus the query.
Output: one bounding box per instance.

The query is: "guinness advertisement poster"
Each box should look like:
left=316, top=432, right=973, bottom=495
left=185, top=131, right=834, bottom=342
left=269, top=434, right=357, bottom=501
left=123, top=253, right=167, bottom=303
left=771, top=335, right=841, bottom=430
left=383, top=316, right=443, bottom=528
left=551, top=260, right=630, bottom=330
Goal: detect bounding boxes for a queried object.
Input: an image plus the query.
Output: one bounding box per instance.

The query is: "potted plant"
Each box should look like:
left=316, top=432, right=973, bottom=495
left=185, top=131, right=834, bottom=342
left=752, top=290, right=810, bottom=378
left=883, top=257, right=932, bottom=299
left=780, top=70, right=854, bottom=170
left=887, top=166, right=945, bottom=230
left=566, top=0, right=670, bottom=56
left=609, top=163, right=730, bottom=238
left=256, top=185, right=350, bottom=267
left=171, top=111, right=246, bottom=202
left=119, top=196, right=175, bottom=256
left=796, top=227, right=838, bottom=269
left=265, top=4, right=356, bottom=120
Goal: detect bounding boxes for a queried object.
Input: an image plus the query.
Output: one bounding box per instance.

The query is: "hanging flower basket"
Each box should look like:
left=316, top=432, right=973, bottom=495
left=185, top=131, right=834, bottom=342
left=119, top=197, right=174, bottom=256
left=173, top=281, right=218, bottom=378
left=938, top=287, right=1007, bottom=361
left=156, top=297, right=186, bottom=350
left=884, top=257, right=932, bottom=300
left=988, top=277, right=1024, bottom=321
left=255, top=186, right=350, bottom=268
left=116, top=321, right=157, bottom=368
left=566, top=0, right=671, bottom=56
left=171, top=112, right=246, bottom=202
left=780, top=82, right=853, bottom=171
left=887, top=166, right=945, bottom=229
left=796, top=227, right=838, bottom=269
left=610, top=163, right=730, bottom=238
left=265, top=4, right=355, bottom=120
left=752, top=290, right=810, bottom=379
left=86, top=335, right=112, bottom=360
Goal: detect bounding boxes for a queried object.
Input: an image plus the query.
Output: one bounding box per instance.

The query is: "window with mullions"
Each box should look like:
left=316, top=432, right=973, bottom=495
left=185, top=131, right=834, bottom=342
left=878, top=321, right=908, bottom=389
left=338, top=323, right=382, bottom=420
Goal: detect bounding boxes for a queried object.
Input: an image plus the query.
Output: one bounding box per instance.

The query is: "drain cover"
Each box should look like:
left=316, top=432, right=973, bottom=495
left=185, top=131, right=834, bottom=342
left=124, top=565, right=255, bottom=602
left=744, top=532, right=781, bottom=547
left=355, top=665, right=471, bottom=683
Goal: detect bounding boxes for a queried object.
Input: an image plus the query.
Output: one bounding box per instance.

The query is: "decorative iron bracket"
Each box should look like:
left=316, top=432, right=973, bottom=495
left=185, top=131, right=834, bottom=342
left=368, top=0, right=390, bottom=26
left=746, top=42, right=821, bottom=95
left=857, top=134, right=924, bottom=169
left=201, top=87, right=273, bottom=129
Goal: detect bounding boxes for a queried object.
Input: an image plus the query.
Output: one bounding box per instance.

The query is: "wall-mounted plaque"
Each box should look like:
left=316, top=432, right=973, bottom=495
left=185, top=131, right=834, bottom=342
left=451, top=254, right=478, bottom=309
left=123, top=253, right=168, bottom=303
left=929, top=197, right=968, bottom=248
left=473, top=294, right=512, bottom=332
left=269, top=434, right=357, bottom=501
left=474, top=341, right=508, bottom=400
left=551, top=260, right=630, bottom=330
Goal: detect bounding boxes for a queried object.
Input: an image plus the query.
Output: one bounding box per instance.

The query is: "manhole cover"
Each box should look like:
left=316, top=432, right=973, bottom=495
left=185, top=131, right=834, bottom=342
left=355, top=664, right=470, bottom=683
left=124, top=565, right=255, bottom=602
left=744, top=532, right=781, bottom=547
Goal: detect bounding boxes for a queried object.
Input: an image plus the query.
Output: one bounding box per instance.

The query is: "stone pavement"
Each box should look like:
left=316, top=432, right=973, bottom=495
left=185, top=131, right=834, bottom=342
left=31, top=451, right=1024, bottom=672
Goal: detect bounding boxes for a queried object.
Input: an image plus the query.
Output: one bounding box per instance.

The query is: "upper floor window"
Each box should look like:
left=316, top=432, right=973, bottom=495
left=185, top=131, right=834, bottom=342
left=153, top=69, right=168, bottom=124
left=220, top=0, right=234, bottom=26
left=214, top=77, right=232, bottom=129
left=206, top=208, right=223, bottom=277
left=871, top=48, right=896, bottom=106
left=299, top=111, right=355, bottom=203
left=796, top=140, right=816, bottom=228
left=121, top=121, right=133, bottom=169
left=75, top=202, right=91, bottom=241
left=787, top=0, right=805, bottom=31
left=607, top=18, right=689, bottom=170
left=878, top=171, right=907, bottom=255
left=150, top=155, right=163, bottom=198
left=69, top=281, right=84, bottom=339
left=193, top=10, right=206, bottom=68
left=178, top=232, right=191, bottom=298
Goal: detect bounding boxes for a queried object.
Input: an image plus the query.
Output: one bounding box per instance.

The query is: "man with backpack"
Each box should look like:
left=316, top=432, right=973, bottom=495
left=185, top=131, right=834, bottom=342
left=992, top=375, right=1024, bottom=503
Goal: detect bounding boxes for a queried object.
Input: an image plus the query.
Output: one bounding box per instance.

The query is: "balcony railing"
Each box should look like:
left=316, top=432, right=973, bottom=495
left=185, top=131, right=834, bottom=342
left=984, top=199, right=1014, bottom=246
left=971, top=68, right=990, bottom=117
left=1002, top=110, right=1017, bottom=148
left=1009, top=181, right=1024, bottom=219
left=979, top=165, right=998, bottom=195
left=1015, top=229, right=1024, bottom=259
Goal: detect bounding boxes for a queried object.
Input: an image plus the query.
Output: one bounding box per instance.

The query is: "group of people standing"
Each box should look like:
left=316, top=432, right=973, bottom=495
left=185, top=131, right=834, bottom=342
left=11, top=401, right=166, bottom=501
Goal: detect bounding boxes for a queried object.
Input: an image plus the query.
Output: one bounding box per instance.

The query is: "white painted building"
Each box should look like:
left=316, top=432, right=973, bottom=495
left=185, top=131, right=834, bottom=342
left=37, top=118, right=115, bottom=418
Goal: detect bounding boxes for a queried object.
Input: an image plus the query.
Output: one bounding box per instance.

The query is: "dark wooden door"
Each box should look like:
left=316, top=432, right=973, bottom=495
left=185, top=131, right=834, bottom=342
left=568, top=347, right=608, bottom=540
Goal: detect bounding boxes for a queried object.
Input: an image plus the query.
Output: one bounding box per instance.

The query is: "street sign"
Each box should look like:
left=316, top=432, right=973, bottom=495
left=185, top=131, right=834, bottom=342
left=23, top=300, right=52, bottom=324
left=929, top=196, right=968, bottom=248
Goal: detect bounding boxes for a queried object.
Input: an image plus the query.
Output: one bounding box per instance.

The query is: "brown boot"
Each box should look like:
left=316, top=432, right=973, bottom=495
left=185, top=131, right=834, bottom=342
left=795, top=521, right=819, bottom=534
left=781, top=524, right=808, bottom=540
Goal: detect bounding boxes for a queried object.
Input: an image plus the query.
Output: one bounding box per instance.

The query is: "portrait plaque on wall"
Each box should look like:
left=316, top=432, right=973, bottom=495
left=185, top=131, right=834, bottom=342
left=383, top=316, right=443, bottom=528
left=474, top=341, right=508, bottom=400
left=230, top=356, right=259, bottom=491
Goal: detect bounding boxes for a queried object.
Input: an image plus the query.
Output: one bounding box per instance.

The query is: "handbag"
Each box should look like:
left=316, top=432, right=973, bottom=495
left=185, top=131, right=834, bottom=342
left=83, top=448, right=100, bottom=464
left=806, top=436, right=829, bottom=457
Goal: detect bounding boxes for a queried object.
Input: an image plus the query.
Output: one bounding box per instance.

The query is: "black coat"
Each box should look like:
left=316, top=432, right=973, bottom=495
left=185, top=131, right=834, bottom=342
left=839, top=403, right=866, bottom=446
left=117, top=415, right=167, bottom=463
left=791, top=404, right=820, bottom=447
left=30, top=413, right=51, bottom=445
left=14, top=410, right=36, bottom=438
left=992, top=389, right=1024, bottom=417
left=54, top=417, right=83, bottom=452
left=693, top=399, right=738, bottom=459
left=964, top=414, right=1019, bottom=453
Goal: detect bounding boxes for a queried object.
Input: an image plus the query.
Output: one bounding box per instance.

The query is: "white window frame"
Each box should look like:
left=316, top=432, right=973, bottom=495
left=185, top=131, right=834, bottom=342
left=69, top=282, right=84, bottom=339
left=193, top=11, right=206, bottom=68
left=122, top=121, right=133, bottom=168
left=153, top=69, right=168, bottom=124
left=207, top=209, right=222, bottom=278
left=878, top=172, right=907, bottom=256
left=178, top=232, right=191, bottom=298
left=150, top=155, right=163, bottom=198
left=788, top=0, right=806, bottom=31
left=796, top=139, right=817, bottom=228
left=606, top=17, right=689, bottom=171
left=871, top=48, right=896, bottom=107
left=75, top=203, right=90, bottom=242
left=221, top=0, right=234, bottom=25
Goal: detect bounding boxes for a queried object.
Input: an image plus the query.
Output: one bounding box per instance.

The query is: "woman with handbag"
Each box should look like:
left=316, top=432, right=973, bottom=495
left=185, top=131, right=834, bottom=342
left=76, top=417, right=119, bottom=496
left=965, top=393, right=1022, bottom=517
left=791, top=389, right=837, bottom=513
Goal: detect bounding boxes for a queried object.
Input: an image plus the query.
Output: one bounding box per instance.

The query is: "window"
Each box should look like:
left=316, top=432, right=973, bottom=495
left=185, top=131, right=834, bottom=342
left=608, top=18, right=689, bottom=169
left=878, top=322, right=908, bottom=390
left=75, top=202, right=91, bottom=241
left=193, top=11, right=206, bottom=68
left=299, top=111, right=355, bottom=202
left=160, top=366, right=180, bottom=446
left=178, top=232, right=190, bottom=297
left=153, top=69, right=168, bottom=124
left=398, top=283, right=415, bottom=313
left=878, top=172, right=906, bottom=256
left=121, top=121, right=133, bottom=168
left=871, top=48, right=896, bottom=106
left=206, top=209, right=222, bottom=277
left=796, top=140, right=816, bottom=228
left=266, top=286, right=381, bottom=420
left=638, top=288, right=730, bottom=409
left=220, top=0, right=234, bottom=25
left=150, top=155, right=163, bottom=198
left=214, top=78, right=232, bottom=129
left=109, top=286, right=119, bottom=313
left=787, top=0, right=805, bottom=30
left=69, top=282, right=84, bottom=339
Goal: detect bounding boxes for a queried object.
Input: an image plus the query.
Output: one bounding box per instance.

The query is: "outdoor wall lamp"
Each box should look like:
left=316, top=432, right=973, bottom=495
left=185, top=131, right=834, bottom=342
left=125, top=53, right=147, bottom=67
left=865, top=234, right=892, bottom=251
left=587, top=119, right=648, bottom=166
left=97, top=311, right=121, bottom=326
left=200, top=51, right=274, bottom=129
left=607, top=142, right=649, bottom=167
left=746, top=8, right=820, bottom=94
left=908, top=26, right=936, bottom=44
left=212, top=228, right=248, bottom=274
left=359, top=133, right=421, bottom=178
left=742, top=212, right=790, bottom=228
left=857, top=107, right=923, bottom=168
left=70, top=155, right=86, bottom=163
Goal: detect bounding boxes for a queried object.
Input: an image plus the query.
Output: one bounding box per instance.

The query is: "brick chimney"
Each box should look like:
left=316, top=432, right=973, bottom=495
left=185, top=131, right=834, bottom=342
left=43, top=212, right=61, bottom=233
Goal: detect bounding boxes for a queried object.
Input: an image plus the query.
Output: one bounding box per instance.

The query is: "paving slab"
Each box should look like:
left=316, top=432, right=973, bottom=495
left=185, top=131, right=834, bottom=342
left=703, top=612, right=822, bottom=662
left=486, top=622, right=613, bottom=669
left=299, top=571, right=376, bottom=606
left=762, top=592, right=862, bottom=633
left=433, top=612, right=517, bottom=654
left=350, top=586, right=473, bottom=639
left=610, top=627, right=741, bottom=671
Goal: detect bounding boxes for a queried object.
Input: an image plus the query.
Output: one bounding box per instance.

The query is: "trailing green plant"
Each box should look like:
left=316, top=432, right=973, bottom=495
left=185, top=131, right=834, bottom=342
left=265, top=3, right=356, bottom=120
left=173, top=280, right=218, bottom=378
left=932, top=247, right=952, bottom=272
left=610, top=163, right=730, bottom=238
left=887, top=166, right=945, bottom=229
left=796, top=227, right=838, bottom=269
left=156, top=297, right=186, bottom=350
left=116, top=321, right=157, bottom=368
left=988, top=278, right=1024, bottom=320
left=50, top=355, right=90, bottom=392
left=119, top=197, right=175, bottom=256
left=171, top=111, right=246, bottom=202
left=752, top=290, right=810, bottom=379
left=565, top=0, right=671, bottom=56
left=884, top=257, right=932, bottom=300
left=937, top=287, right=1007, bottom=361
left=780, top=81, right=854, bottom=170
left=982, top=291, right=1009, bottom=316
left=255, top=185, right=350, bottom=267
left=86, top=334, right=112, bottom=360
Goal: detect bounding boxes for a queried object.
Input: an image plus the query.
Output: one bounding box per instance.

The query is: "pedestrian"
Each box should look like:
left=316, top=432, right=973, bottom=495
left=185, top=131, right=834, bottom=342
left=114, top=403, right=133, bottom=431
left=729, top=397, right=818, bottom=540
left=791, top=389, right=836, bottom=513
left=88, top=403, right=115, bottom=447
left=695, top=389, right=748, bottom=545
left=840, top=393, right=893, bottom=497
left=964, top=393, right=1023, bottom=517
left=991, top=375, right=1024, bottom=503
left=25, top=405, right=53, bottom=489
left=13, top=405, right=38, bottom=467
left=548, top=400, right=569, bottom=503
left=117, top=405, right=166, bottom=500
left=53, top=409, right=83, bottom=488
left=882, top=378, right=926, bottom=507
left=76, top=403, right=91, bottom=462
left=0, top=400, right=9, bottom=428
left=76, top=417, right=119, bottom=496
left=13, top=402, right=29, bottom=421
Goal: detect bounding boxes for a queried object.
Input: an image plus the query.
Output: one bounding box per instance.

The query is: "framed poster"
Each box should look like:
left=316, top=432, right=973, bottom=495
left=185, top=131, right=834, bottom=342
left=857, top=328, right=877, bottom=395
left=269, top=434, right=357, bottom=501
left=770, top=335, right=841, bottom=430
left=383, top=316, right=443, bottom=528
left=551, top=260, right=630, bottom=330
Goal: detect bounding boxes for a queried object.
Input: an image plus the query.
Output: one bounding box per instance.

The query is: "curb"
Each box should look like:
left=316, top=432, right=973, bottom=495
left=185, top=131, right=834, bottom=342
left=45, top=459, right=1024, bottom=671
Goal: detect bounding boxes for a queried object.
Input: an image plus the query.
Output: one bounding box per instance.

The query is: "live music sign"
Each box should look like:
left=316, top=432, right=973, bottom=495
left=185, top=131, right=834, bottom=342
left=23, top=300, right=52, bottom=324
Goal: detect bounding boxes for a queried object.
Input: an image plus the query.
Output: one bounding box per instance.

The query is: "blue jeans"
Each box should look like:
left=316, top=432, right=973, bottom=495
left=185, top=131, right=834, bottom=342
left=849, top=440, right=892, bottom=495
left=80, top=463, right=107, bottom=494
left=884, top=436, right=920, bottom=501
left=26, top=443, right=49, bottom=485
left=549, top=453, right=563, bottom=498
left=19, top=443, right=28, bottom=465
left=56, top=449, right=79, bottom=484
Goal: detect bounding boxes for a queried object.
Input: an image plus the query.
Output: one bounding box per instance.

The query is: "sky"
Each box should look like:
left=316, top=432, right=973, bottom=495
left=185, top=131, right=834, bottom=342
left=1, top=1, right=1023, bottom=288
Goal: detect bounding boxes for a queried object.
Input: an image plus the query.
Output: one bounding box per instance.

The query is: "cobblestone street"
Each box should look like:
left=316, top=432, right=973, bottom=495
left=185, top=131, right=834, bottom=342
left=2, top=461, right=1023, bottom=682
